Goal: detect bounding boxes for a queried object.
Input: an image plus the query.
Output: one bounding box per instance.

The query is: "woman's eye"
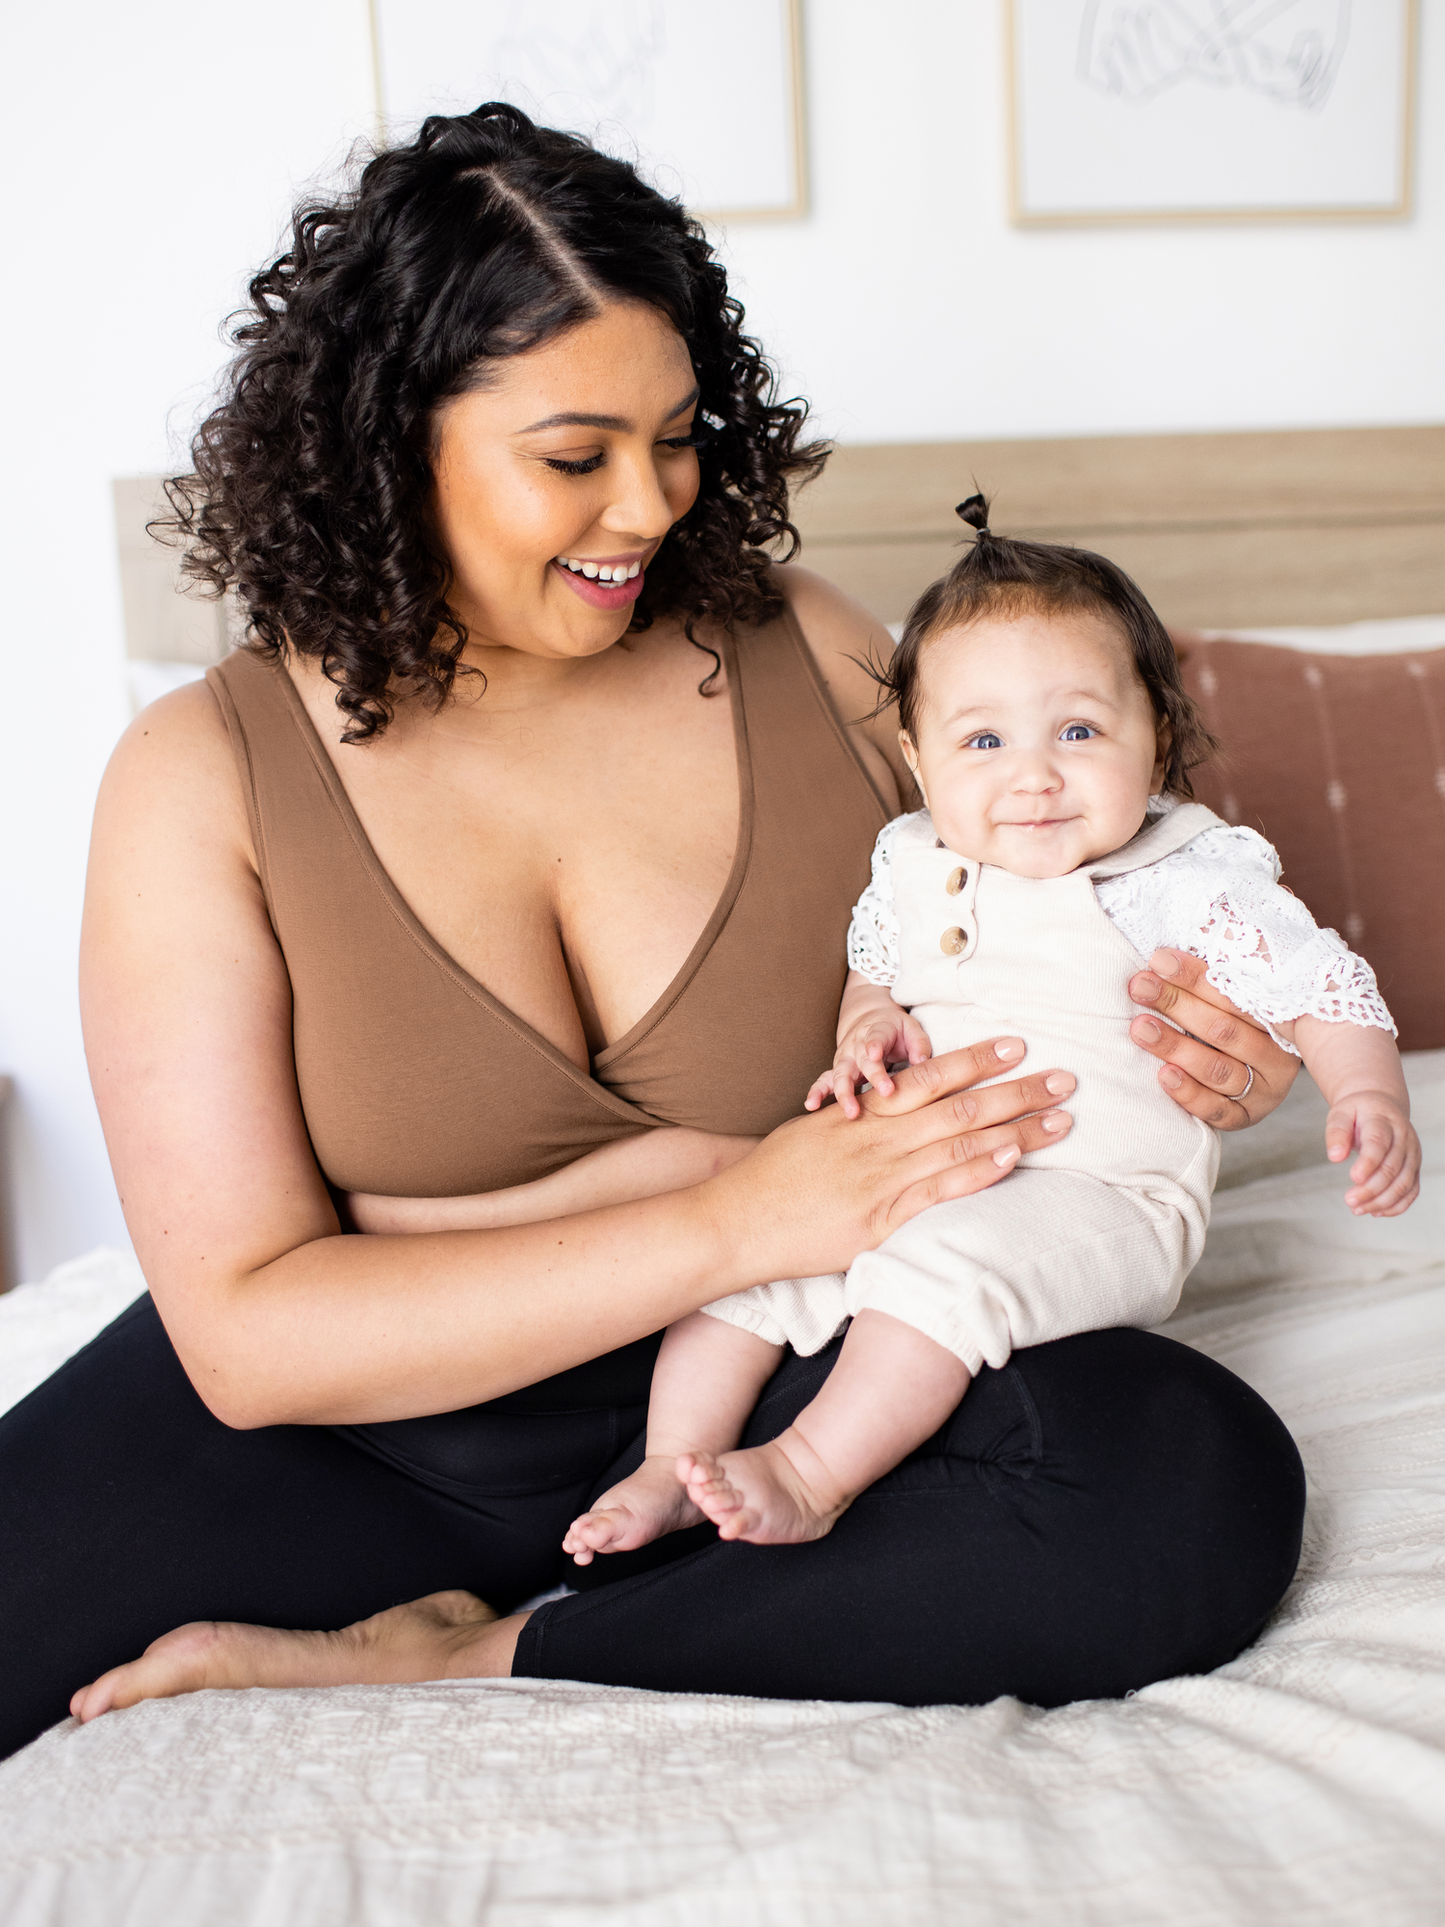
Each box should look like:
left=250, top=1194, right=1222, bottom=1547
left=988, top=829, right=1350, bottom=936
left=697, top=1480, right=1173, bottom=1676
left=966, top=732, right=1003, bottom=750
left=1060, top=723, right=1097, bottom=743
left=543, top=453, right=606, bottom=476
left=658, top=428, right=705, bottom=451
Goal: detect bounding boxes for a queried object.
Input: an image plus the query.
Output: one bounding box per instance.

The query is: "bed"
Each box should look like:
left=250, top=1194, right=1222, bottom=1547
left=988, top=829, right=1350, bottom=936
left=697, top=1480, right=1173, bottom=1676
left=4, top=431, right=1444, bottom=1925
left=2, top=1054, right=1443, bottom=1924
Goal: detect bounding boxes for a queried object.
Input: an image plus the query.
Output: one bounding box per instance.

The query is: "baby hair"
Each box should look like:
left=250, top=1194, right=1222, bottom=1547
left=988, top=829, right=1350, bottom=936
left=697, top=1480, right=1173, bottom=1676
left=875, top=494, right=1216, bottom=798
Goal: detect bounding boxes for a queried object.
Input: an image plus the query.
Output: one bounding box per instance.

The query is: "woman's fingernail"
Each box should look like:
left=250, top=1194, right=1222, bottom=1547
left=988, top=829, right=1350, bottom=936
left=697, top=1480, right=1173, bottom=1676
left=995, top=1040, right=1023, bottom=1060
left=1041, top=1110, right=1069, bottom=1132
left=1133, top=976, right=1161, bottom=1004
left=1135, top=1019, right=1162, bottom=1044
left=1154, top=951, right=1181, bottom=977
left=1160, top=1066, right=1182, bottom=1090
left=1045, top=1072, right=1074, bottom=1096
left=993, top=1145, right=1020, bottom=1167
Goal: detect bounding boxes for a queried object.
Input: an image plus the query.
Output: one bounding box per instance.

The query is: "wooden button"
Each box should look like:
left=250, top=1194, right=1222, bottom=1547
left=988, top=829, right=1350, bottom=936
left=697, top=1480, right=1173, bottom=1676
left=940, top=926, right=968, bottom=955
left=945, top=866, right=967, bottom=895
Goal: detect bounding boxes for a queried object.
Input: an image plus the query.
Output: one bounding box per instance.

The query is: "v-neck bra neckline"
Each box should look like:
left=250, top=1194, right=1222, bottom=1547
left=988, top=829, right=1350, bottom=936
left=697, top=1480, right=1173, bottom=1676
left=271, top=630, right=755, bottom=1123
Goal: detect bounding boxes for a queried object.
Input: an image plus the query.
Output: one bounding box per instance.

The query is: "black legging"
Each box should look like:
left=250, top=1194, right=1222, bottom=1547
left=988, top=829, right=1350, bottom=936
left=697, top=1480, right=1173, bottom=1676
left=0, top=1293, right=1305, bottom=1757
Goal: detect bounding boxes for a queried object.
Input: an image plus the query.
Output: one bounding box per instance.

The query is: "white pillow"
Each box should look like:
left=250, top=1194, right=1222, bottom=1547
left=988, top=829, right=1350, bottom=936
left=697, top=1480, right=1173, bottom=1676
left=1194, top=615, right=1445, bottom=656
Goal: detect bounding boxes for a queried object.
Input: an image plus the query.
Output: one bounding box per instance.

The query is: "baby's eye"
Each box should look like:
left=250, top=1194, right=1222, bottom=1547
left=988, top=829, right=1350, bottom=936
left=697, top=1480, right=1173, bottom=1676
left=965, top=731, right=1003, bottom=750
left=1060, top=723, right=1097, bottom=743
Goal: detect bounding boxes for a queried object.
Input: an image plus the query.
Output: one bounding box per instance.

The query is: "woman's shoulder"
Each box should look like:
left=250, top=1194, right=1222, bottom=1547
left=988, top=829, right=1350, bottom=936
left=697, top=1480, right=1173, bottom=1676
left=107, top=675, right=235, bottom=777
left=769, top=564, right=916, bottom=807
left=97, top=678, right=256, bottom=872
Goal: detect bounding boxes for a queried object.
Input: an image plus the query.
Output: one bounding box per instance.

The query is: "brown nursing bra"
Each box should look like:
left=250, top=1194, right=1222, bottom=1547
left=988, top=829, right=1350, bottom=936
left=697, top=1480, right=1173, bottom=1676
left=208, top=610, right=890, bottom=1199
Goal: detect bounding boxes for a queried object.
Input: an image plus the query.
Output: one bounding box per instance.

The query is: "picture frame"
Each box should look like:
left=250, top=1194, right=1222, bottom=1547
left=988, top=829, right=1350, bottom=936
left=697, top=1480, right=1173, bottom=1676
left=368, top=0, right=808, bottom=222
left=1007, top=0, right=1417, bottom=227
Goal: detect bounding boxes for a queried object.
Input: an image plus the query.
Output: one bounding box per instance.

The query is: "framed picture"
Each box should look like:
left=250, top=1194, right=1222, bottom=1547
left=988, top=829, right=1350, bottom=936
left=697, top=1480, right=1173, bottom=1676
left=369, top=0, right=807, bottom=221
left=1007, top=0, right=1417, bottom=226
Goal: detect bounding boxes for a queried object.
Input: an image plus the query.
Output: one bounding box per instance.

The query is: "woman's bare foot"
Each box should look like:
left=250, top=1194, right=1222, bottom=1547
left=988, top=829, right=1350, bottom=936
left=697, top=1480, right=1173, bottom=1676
left=562, top=1453, right=706, bottom=1565
left=69, top=1590, right=526, bottom=1723
left=678, top=1432, right=852, bottom=1545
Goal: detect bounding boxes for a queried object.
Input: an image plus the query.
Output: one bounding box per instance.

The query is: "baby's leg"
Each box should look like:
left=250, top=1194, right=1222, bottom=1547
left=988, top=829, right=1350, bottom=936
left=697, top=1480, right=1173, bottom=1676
left=680, top=1310, right=970, bottom=1545
left=562, top=1313, right=782, bottom=1564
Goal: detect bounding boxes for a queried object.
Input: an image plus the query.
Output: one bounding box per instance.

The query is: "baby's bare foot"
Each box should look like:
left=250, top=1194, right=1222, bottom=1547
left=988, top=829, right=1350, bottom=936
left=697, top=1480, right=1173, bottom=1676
left=563, top=1453, right=706, bottom=1565
left=69, top=1590, right=511, bottom=1723
left=678, top=1439, right=852, bottom=1546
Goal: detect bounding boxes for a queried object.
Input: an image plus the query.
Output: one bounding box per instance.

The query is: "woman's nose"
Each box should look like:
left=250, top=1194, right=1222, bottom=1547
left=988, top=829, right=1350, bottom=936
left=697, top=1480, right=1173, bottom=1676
left=598, top=447, right=678, bottom=541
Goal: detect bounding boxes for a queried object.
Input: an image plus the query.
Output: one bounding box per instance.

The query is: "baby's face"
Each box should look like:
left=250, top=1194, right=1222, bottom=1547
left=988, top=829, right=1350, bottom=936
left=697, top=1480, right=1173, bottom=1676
left=900, top=608, right=1167, bottom=879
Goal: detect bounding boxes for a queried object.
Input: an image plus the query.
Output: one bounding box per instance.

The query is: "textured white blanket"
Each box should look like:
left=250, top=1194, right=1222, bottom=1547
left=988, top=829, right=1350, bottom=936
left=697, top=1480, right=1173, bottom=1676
left=2, top=1059, right=1443, bottom=1926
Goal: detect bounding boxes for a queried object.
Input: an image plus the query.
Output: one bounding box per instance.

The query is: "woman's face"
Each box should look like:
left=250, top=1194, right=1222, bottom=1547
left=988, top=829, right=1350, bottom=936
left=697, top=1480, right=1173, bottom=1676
left=430, top=300, right=702, bottom=664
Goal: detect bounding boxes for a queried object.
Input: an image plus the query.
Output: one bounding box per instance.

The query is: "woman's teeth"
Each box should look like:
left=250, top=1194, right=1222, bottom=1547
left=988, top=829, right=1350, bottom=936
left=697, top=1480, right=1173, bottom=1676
left=555, top=556, right=642, bottom=582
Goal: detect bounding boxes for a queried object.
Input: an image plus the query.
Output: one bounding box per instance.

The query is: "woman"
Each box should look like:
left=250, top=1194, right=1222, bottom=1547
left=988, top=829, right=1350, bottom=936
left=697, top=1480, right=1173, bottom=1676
left=0, top=105, right=1304, bottom=1757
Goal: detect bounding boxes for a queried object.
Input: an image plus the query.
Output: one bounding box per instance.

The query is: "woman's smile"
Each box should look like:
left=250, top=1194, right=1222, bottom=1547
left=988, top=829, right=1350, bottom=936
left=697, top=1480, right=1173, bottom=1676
left=551, top=550, right=650, bottom=609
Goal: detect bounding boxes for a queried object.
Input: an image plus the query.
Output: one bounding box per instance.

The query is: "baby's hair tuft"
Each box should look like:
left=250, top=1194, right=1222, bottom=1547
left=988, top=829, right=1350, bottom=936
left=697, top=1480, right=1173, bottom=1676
left=870, top=493, right=1215, bottom=797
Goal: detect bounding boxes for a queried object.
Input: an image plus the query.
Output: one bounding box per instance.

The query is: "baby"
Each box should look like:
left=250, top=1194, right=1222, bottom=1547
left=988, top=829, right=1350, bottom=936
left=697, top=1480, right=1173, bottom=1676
left=561, top=496, right=1421, bottom=1561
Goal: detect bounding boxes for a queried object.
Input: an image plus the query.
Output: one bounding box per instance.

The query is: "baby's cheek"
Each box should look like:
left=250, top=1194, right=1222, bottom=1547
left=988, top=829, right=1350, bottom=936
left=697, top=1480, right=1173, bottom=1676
left=923, top=783, right=993, bottom=858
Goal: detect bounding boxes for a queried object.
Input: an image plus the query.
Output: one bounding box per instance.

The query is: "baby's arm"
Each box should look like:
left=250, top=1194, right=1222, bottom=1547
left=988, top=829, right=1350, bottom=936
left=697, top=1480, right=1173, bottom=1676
left=1287, top=1018, right=1421, bottom=1217
left=805, top=970, right=932, bottom=1121
left=348, top=1127, right=760, bottom=1236
left=1134, top=824, right=1417, bottom=1214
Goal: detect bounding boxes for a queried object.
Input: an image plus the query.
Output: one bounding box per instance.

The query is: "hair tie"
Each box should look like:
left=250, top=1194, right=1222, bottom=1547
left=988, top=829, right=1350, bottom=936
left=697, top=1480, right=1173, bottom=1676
left=955, top=493, right=991, bottom=537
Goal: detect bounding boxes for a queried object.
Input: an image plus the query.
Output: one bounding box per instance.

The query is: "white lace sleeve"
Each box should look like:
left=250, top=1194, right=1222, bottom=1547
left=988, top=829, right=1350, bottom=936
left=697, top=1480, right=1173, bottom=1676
left=1094, top=824, right=1395, bottom=1056
left=846, top=817, right=906, bottom=985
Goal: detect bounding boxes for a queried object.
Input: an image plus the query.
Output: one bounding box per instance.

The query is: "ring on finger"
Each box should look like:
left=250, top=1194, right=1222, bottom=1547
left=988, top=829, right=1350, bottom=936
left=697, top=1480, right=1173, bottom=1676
left=1237, top=1064, right=1254, bottom=1103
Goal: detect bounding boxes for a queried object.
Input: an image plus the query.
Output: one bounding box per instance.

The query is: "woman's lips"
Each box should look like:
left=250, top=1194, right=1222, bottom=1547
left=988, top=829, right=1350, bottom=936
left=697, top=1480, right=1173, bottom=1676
left=552, top=559, right=646, bottom=609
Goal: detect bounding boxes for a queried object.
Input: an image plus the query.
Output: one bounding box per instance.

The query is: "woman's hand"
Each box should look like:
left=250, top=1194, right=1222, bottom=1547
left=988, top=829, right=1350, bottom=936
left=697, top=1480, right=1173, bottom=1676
left=1128, top=948, right=1300, bottom=1130
left=712, top=1038, right=1075, bottom=1282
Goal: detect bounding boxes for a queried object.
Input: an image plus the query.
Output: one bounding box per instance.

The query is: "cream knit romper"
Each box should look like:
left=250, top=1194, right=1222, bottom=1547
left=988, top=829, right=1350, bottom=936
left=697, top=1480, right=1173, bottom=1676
left=702, top=803, right=1225, bottom=1374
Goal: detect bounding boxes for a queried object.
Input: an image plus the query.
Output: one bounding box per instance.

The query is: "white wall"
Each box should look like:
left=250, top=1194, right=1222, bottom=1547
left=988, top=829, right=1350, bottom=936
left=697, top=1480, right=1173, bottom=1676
left=2, top=0, right=1441, bottom=1281
left=720, top=1, right=1445, bottom=443
left=0, top=1, right=376, bottom=1281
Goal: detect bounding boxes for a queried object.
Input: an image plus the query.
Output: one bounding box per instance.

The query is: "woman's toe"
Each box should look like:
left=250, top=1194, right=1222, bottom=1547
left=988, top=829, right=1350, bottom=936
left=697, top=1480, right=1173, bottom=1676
left=71, top=1622, right=223, bottom=1721
left=70, top=1677, right=115, bottom=1722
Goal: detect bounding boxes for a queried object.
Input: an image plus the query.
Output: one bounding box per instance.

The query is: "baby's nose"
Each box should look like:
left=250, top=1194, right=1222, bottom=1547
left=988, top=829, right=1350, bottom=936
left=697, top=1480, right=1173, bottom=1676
left=1011, top=756, right=1061, bottom=791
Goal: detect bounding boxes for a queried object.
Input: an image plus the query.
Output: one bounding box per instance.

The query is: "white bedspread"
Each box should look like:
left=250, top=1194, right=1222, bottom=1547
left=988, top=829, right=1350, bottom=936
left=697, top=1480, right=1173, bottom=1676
left=3, top=1059, right=1444, bottom=1926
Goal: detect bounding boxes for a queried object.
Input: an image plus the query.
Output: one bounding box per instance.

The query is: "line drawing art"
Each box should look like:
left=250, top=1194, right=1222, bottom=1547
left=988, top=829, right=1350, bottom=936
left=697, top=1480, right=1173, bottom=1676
left=1077, top=0, right=1351, bottom=111
left=370, top=0, right=806, bottom=220
left=483, top=1, right=668, bottom=140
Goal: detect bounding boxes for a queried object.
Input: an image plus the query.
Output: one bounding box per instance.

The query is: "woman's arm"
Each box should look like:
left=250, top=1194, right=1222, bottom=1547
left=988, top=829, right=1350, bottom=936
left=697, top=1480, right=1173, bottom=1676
left=83, top=683, right=1072, bottom=1432
left=348, top=1127, right=760, bottom=1235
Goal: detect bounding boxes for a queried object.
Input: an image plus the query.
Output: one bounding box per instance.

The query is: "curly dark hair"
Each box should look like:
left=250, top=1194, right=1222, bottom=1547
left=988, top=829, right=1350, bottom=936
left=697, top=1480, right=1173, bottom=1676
left=872, top=494, right=1217, bottom=798
left=160, top=102, right=828, bottom=740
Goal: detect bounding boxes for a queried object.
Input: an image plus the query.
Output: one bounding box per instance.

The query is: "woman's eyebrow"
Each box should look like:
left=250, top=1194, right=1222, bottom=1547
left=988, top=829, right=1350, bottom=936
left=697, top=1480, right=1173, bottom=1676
left=519, top=384, right=701, bottom=435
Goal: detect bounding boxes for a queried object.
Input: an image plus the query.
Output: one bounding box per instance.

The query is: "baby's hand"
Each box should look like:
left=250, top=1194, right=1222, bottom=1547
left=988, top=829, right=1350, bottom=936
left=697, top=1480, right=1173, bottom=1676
left=805, top=1010, right=933, bottom=1121
left=1326, top=1090, right=1421, bottom=1217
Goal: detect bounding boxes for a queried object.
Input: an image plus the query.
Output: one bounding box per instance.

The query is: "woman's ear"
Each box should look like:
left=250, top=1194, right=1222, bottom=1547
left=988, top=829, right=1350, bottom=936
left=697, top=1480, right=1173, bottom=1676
left=1151, top=717, right=1173, bottom=796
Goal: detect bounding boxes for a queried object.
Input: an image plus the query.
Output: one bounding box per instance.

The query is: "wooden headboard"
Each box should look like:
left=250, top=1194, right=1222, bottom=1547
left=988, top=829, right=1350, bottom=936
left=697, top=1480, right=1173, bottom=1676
left=788, top=424, right=1445, bottom=630
left=112, top=424, right=1445, bottom=663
